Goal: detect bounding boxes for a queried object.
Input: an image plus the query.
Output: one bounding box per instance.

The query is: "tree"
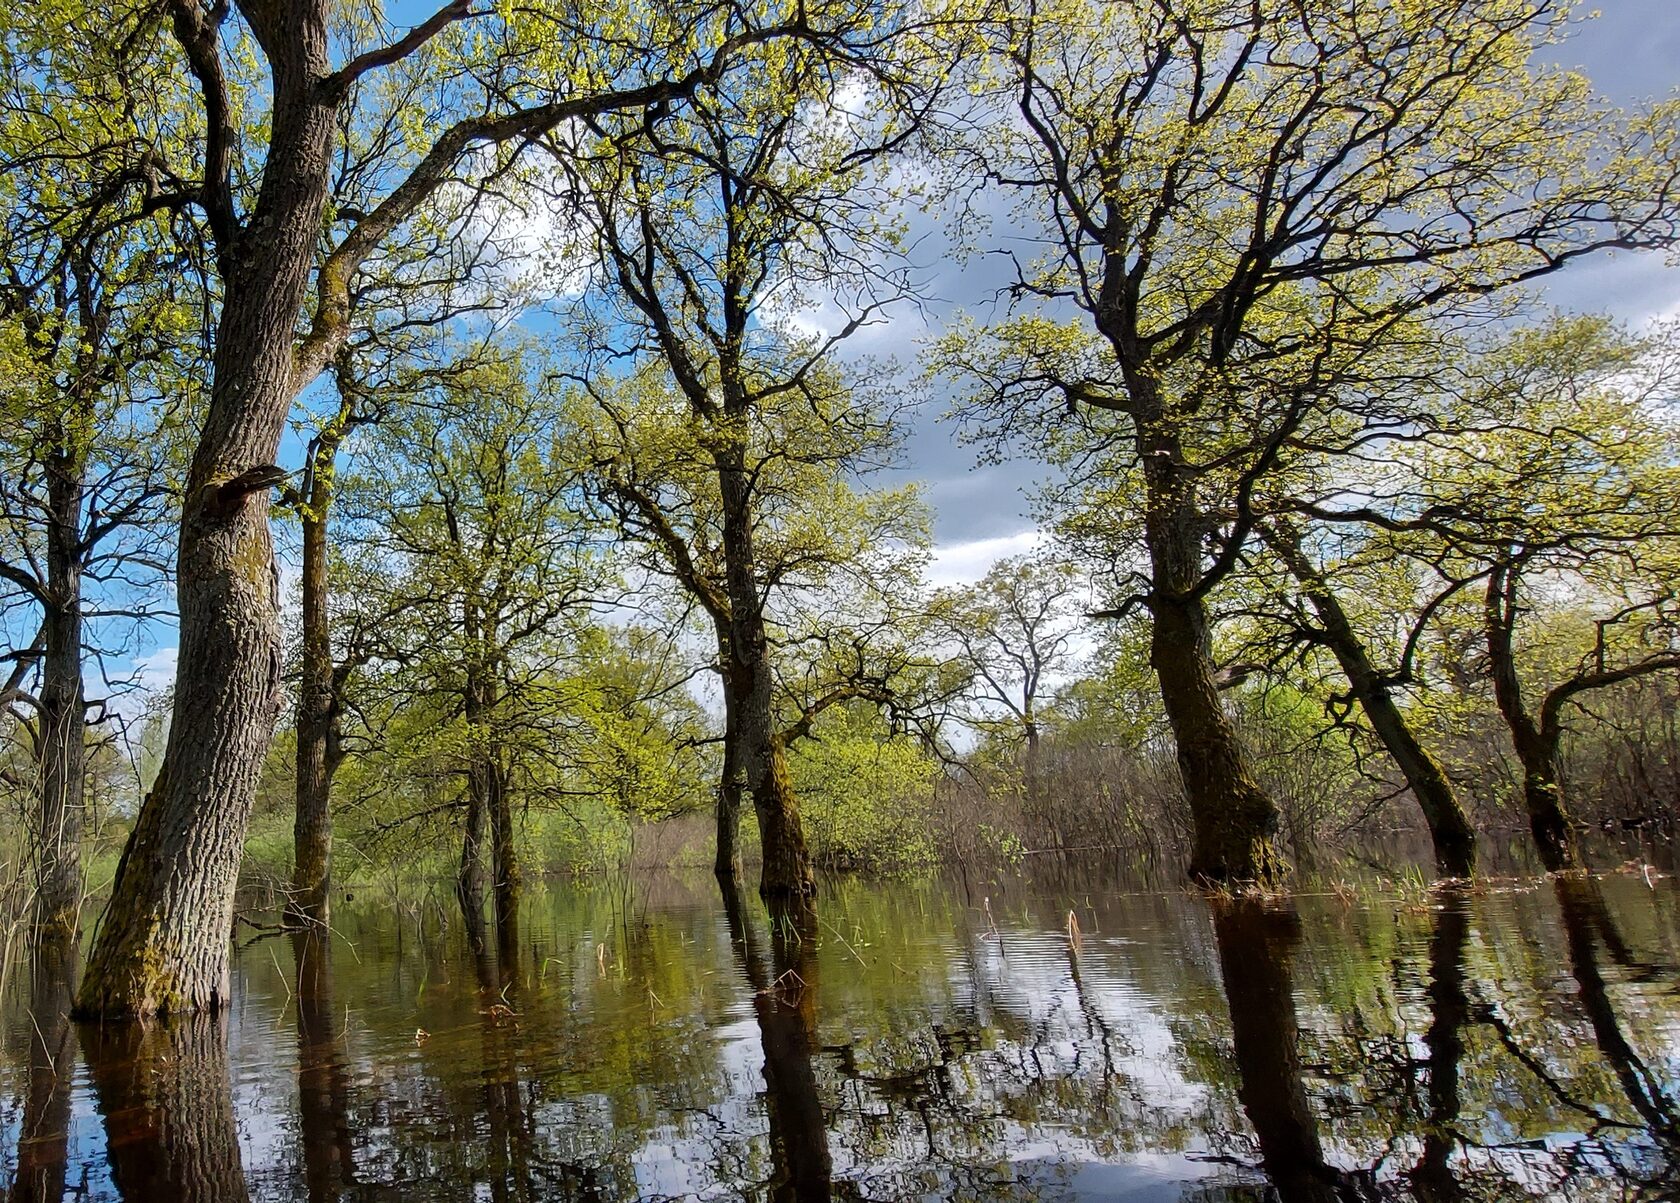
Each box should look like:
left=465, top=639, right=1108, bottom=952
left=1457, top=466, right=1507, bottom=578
left=1254, top=517, right=1479, bottom=877
left=345, top=347, right=594, bottom=934
left=931, top=553, right=1085, bottom=804
left=549, top=29, right=935, bottom=901
left=0, top=5, right=199, bottom=937
left=1288, top=316, right=1680, bottom=869
left=75, top=0, right=884, bottom=1018
left=936, top=0, right=1680, bottom=884
left=570, top=360, right=933, bottom=885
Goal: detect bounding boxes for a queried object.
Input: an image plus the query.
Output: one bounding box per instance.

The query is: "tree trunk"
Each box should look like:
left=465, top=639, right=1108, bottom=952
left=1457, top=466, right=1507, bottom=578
left=1139, top=418, right=1285, bottom=887
left=1212, top=901, right=1343, bottom=1203
left=35, top=442, right=85, bottom=938
left=716, top=449, right=813, bottom=903
left=1265, top=521, right=1477, bottom=877
left=289, top=501, right=335, bottom=927
left=10, top=934, right=78, bottom=1203
left=715, top=667, right=744, bottom=882
left=459, top=782, right=489, bottom=921
left=1023, top=717, right=1042, bottom=810
left=487, top=756, right=519, bottom=959
left=75, top=8, right=340, bottom=1018
left=1484, top=565, right=1577, bottom=871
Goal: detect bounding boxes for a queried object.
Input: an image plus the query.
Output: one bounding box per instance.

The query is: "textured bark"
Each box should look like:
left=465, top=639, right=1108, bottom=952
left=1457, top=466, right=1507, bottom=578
left=9, top=935, right=78, bottom=1203
left=1212, top=902, right=1343, bottom=1203
left=35, top=442, right=86, bottom=938
left=1265, top=522, right=1477, bottom=877
left=715, top=675, right=745, bottom=882
left=1140, top=414, right=1285, bottom=887
left=721, top=881, right=832, bottom=1202
left=75, top=5, right=339, bottom=1018
left=718, top=451, right=814, bottom=903
left=293, top=930, right=356, bottom=1200
left=1409, top=885, right=1471, bottom=1203
left=289, top=499, right=337, bottom=927
left=458, top=781, right=489, bottom=923
left=82, top=1014, right=252, bottom=1202
left=1484, top=566, right=1577, bottom=871
left=1155, top=593, right=1285, bottom=886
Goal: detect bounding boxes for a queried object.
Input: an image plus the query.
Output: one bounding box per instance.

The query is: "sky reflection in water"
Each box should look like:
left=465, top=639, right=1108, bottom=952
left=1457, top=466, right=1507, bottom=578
left=3, top=863, right=1678, bottom=1201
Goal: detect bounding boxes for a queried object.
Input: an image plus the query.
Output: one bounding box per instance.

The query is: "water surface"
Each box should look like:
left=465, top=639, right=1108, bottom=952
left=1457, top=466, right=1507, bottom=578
left=4, top=864, right=1678, bottom=1200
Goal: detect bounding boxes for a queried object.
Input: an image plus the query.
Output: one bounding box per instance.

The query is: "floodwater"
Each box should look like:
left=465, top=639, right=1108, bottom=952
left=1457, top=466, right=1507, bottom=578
left=3, top=861, right=1679, bottom=1201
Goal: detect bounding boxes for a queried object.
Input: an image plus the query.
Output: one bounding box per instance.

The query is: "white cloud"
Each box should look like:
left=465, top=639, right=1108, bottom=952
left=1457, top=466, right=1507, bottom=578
left=927, top=528, right=1047, bottom=589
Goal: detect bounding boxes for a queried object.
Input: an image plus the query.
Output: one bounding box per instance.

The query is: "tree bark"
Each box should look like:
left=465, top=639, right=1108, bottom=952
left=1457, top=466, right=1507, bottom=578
left=1140, top=416, right=1285, bottom=887
left=1265, top=521, right=1478, bottom=877
left=75, top=5, right=340, bottom=1018
left=35, top=437, right=86, bottom=938
left=289, top=497, right=336, bottom=927
left=717, top=448, right=813, bottom=903
left=1484, top=564, right=1577, bottom=871
left=715, top=664, right=745, bottom=882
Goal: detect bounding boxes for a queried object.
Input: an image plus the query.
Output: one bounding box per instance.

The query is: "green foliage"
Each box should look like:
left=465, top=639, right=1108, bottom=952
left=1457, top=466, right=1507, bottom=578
left=788, top=704, right=939, bottom=871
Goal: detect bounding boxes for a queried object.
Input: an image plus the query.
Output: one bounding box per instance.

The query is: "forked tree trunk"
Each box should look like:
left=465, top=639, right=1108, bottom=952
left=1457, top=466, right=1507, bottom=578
left=35, top=442, right=86, bottom=938
left=289, top=501, right=336, bottom=927
left=717, top=449, right=814, bottom=903
left=1139, top=418, right=1285, bottom=887
left=1265, top=521, right=1477, bottom=877
left=1484, top=565, right=1577, bottom=871
left=75, top=8, right=340, bottom=1018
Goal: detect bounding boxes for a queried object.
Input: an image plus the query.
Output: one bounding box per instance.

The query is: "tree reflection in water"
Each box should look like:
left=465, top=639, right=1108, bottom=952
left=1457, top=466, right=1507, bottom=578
left=82, top=1011, right=251, bottom=1203
left=1, top=868, right=1674, bottom=1201
left=7, top=933, right=78, bottom=1203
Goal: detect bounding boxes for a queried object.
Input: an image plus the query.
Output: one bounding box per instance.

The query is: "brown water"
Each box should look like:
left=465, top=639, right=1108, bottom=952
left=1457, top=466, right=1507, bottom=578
left=3, top=864, right=1678, bottom=1201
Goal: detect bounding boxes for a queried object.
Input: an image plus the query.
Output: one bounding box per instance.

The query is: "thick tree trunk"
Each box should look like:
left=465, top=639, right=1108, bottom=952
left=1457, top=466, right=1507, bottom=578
left=293, top=930, right=355, bottom=1201
left=10, top=934, right=78, bottom=1203
left=35, top=447, right=85, bottom=938
left=82, top=1013, right=252, bottom=1203
left=1265, top=522, right=1477, bottom=877
left=1139, top=419, right=1285, bottom=887
left=1154, top=595, right=1285, bottom=885
left=1023, top=717, right=1041, bottom=809
left=289, top=502, right=335, bottom=927
left=75, top=8, right=340, bottom=1018
left=1484, top=566, right=1577, bottom=872
left=1212, top=902, right=1343, bottom=1203
left=716, top=450, right=813, bottom=903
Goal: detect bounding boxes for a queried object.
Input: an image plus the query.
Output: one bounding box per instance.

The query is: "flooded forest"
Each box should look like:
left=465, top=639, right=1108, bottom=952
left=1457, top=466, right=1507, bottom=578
left=1, top=0, right=1679, bottom=1199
